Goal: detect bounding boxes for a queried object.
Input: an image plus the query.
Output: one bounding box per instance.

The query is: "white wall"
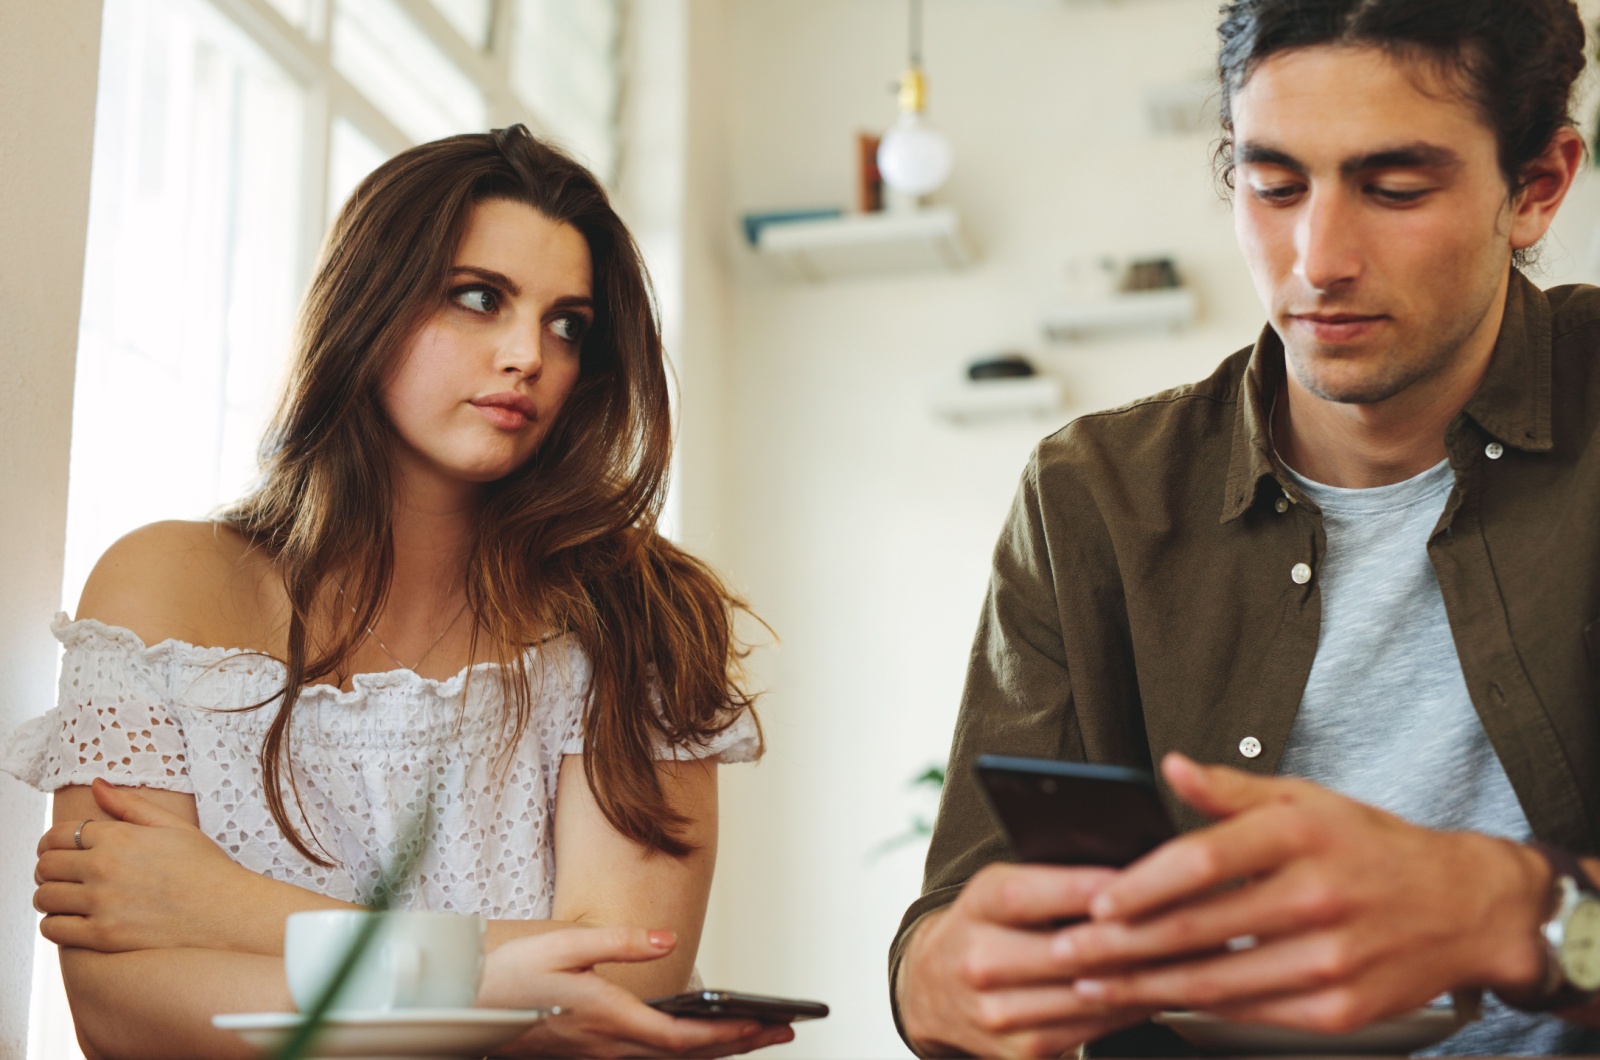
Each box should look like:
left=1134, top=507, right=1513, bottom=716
left=683, top=2, right=1600, bottom=1058
left=0, top=2, right=103, bottom=1055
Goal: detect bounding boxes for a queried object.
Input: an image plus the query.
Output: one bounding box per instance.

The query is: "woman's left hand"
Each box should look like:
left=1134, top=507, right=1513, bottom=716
left=34, top=778, right=260, bottom=953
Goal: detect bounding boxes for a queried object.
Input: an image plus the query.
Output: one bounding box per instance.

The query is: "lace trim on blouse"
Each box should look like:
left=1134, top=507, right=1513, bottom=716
left=0, top=614, right=759, bottom=918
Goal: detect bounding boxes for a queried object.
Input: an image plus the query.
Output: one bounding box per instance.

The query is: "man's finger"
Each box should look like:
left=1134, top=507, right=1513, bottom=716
left=1060, top=864, right=1341, bottom=971
left=954, top=923, right=1095, bottom=988
left=963, top=981, right=1129, bottom=1033
left=1089, top=802, right=1306, bottom=921
left=1161, top=753, right=1293, bottom=821
left=1068, top=929, right=1378, bottom=1014
left=1205, top=961, right=1438, bottom=1033
left=965, top=863, right=1118, bottom=927
left=90, top=778, right=188, bottom=828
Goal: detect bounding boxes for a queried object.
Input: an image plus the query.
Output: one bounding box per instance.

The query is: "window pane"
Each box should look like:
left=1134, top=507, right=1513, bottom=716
left=510, top=0, right=621, bottom=184
left=62, top=0, right=306, bottom=608
left=333, top=0, right=486, bottom=143
left=428, top=0, right=491, bottom=50
left=261, top=0, right=315, bottom=31
left=328, top=116, right=390, bottom=225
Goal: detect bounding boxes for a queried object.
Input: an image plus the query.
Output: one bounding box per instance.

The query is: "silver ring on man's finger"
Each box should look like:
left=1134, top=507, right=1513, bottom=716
left=73, top=819, right=90, bottom=851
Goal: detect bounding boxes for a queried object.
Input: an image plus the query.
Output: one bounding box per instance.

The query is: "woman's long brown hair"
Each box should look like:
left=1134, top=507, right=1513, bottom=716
left=221, top=126, right=759, bottom=862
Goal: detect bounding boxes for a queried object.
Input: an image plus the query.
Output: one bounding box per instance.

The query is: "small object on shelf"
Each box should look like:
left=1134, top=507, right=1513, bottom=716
left=741, top=208, right=845, bottom=247
left=967, top=353, right=1037, bottom=380
left=933, top=364, right=1063, bottom=424
left=750, top=205, right=973, bottom=281
left=1042, top=286, right=1198, bottom=341
left=856, top=133, right=884, bottom=213
left=1122, top=257, right=1180, bottom=291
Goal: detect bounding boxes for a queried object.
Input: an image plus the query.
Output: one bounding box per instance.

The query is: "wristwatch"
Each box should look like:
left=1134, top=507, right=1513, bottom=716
left=1509, top=843, right=1600, bottom=1011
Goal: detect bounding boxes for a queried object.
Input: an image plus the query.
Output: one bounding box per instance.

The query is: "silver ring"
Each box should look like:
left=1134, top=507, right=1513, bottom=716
left=73, top=819, right=90, bottom=851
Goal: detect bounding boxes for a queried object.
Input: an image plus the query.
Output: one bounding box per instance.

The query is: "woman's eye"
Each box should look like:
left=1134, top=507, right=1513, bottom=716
left=550, top=315, right=587, bottom=343
left=452, top=286, right=498, bottom=314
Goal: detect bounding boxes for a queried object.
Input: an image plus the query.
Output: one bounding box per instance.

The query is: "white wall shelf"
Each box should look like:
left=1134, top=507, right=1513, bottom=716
left=753, top=206, right=974, bottom=281
left=931, top=374, right=1064, bottom=424
left=1041, top=286, right=1198, bottom=341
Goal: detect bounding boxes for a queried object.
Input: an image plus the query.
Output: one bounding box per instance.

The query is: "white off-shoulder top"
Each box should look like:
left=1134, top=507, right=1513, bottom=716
left=0, top=614, right=759, bottom=919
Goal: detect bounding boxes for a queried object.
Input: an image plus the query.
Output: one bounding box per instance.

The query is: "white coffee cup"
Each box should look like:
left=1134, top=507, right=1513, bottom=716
left=284, top=910, right=486, bottom=1013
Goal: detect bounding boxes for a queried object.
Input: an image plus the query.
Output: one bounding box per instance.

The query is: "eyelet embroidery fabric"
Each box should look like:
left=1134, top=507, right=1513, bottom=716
left=1, top=614, right=760, bottom=919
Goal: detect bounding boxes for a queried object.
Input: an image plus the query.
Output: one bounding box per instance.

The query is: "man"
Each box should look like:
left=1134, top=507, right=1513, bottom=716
left=890, top=0, right=1600, bottom=1055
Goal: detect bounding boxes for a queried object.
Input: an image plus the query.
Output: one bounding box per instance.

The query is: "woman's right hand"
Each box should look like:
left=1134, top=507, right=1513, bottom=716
left=481, top=927, right=795, bottom=1057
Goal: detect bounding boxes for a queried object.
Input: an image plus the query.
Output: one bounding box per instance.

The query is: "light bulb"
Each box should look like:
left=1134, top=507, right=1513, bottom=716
left=877, top=111, right=953, bottom=199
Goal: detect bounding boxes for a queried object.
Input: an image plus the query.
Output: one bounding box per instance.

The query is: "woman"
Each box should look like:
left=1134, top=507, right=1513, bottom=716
left=3, top=125, right=788, bottom=1058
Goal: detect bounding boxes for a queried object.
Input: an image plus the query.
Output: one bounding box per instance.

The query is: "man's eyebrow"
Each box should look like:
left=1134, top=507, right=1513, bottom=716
left=1235, top=141, right=1463, bottom=176
left=1236, top=143, right=1306, bottom=174
left=1340, top=143, right=1462, bottom=175
left=449, top=265, right=521, bottom=296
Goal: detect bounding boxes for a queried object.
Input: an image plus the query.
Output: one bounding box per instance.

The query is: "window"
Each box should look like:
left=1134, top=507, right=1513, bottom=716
left=32, top=1, right=622, bottom=1054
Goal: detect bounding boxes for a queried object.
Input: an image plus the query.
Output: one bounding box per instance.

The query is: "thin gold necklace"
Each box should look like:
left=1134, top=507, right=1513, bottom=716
left=340, top=588, right=470, bottom=673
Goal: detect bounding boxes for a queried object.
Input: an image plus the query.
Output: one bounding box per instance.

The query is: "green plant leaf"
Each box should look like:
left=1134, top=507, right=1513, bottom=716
left=272, top=811, right=427, bottom=1060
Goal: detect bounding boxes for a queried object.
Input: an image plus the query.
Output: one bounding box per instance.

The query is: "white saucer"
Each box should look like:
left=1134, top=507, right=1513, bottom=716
left=213, top=1008, right=556, bottom=1059
left=1154, top=1006, right=1465, bottom=1055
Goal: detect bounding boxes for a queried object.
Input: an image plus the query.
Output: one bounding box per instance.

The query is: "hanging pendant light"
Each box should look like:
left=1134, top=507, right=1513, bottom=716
left=876, top=0, right=954, bottom=209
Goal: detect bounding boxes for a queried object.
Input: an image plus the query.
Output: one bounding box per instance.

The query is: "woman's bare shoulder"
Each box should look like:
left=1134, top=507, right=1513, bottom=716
left=74, top=521, right=278, bottom=649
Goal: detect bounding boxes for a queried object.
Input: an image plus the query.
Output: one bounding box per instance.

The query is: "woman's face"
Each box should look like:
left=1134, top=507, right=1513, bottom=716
left=382, top=197, right=593, bottom=490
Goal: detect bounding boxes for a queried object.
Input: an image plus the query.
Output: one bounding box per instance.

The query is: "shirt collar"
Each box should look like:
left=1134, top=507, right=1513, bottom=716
left=1220, top=270, right=1554, bottom=525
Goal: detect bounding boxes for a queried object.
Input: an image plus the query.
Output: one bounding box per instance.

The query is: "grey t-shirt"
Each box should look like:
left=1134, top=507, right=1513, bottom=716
left=1279, top=458, right=1594, bottom=1056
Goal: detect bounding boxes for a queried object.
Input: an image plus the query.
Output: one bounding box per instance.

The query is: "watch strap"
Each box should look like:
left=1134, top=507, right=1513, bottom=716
left=1502, top=843, right=1600, bottom=1012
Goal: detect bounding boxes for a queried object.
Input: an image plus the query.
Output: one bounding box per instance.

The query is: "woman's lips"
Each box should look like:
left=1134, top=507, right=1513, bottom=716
left=470, top=392, right=535, bottom=429
left=1289, top=313, right=1388, bottom=344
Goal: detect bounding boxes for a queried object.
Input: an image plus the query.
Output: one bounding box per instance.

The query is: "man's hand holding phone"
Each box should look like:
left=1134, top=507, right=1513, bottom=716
left=897, top=862, right=1157, bottom=1058
left=898, top=752, right=1557, bottom=1057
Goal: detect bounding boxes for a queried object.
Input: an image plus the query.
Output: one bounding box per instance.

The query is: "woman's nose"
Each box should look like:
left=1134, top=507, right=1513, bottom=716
left=496, top=324, right=542, bottom=378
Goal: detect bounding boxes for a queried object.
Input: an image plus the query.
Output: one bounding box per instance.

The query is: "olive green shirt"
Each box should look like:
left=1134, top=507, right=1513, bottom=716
left=889, top=272, right=1600, bottom=1042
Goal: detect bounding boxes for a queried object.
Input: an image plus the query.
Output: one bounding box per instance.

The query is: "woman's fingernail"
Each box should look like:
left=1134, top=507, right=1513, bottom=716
left=647, top=930, right=675, bottom=948
left=1075, top=978, right=1106, bottom=999
left=1090, top=894, right=1116, bottom=919
left=1052, top=932, right=1076, bottom=960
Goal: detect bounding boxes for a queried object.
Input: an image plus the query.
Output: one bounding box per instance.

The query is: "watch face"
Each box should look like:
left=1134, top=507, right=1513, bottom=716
left=1560, top=897, right=1600, bottom=992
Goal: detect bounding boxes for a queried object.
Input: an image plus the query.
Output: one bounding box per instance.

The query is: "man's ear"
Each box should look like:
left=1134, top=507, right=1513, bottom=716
left=1510, top=125, right=1586, bottom=251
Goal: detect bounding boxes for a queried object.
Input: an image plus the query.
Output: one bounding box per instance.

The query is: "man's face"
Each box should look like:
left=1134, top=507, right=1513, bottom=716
left=1231, top=45, right=1516, bottom=404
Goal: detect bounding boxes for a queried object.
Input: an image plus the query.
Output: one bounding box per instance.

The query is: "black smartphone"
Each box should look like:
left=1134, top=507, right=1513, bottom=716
left=974, top=754, right=1177, bottom=867
left=645, top=990, right=830, bottom=1024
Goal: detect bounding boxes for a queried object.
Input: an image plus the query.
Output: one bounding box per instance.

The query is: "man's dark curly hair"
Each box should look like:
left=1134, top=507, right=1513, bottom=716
left=1214, top=0, right=1588, bottom=203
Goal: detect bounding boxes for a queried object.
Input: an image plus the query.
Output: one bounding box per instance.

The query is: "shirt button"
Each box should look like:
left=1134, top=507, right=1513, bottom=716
left=1275, top=497, right=1290, bottom=513
left=1239, top=736, right=1262, bottom=759
left=1291, top=562, right=1312, bottom=584
left=1485, top=441, right=1504, bottom=460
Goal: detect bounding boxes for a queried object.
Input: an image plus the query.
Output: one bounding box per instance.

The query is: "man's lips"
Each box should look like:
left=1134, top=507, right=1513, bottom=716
left=1287, top=312, right=1389, bottom=342
left=470, top=391, right=536, bottom=428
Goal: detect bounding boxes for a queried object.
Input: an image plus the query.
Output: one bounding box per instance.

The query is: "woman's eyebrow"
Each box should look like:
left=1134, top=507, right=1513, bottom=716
left=449, top=264, right=521, bottom=296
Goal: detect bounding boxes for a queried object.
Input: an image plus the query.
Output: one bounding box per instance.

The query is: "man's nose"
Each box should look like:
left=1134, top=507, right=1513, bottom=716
left=1294, top=189, right=1362, bottom=293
